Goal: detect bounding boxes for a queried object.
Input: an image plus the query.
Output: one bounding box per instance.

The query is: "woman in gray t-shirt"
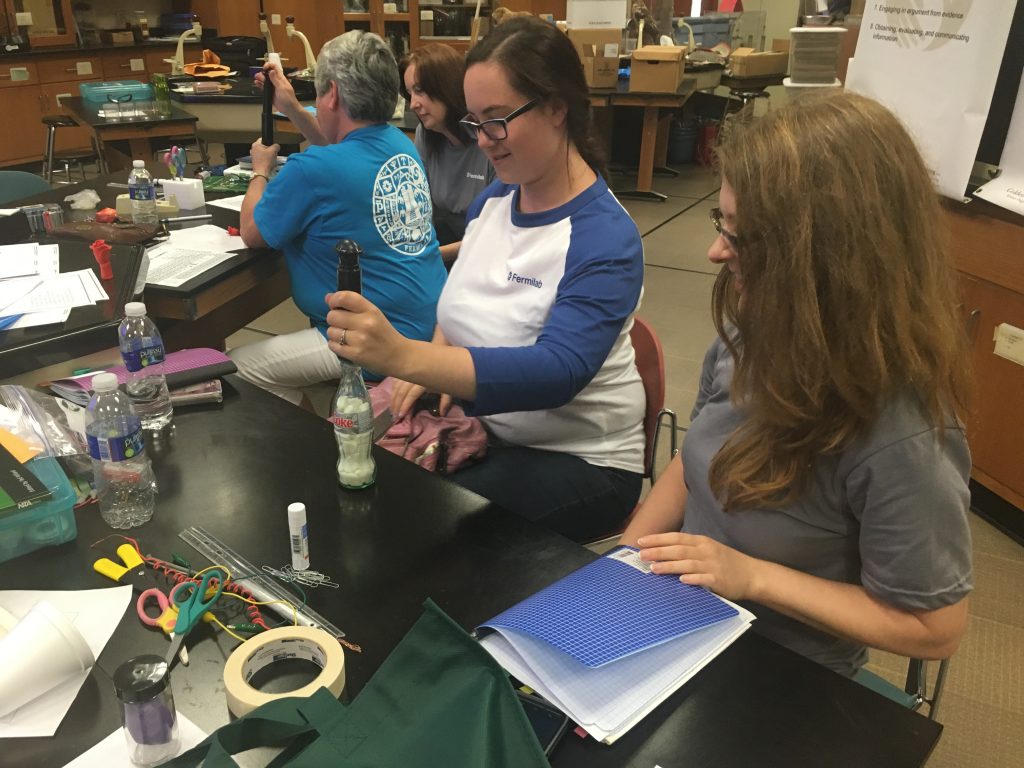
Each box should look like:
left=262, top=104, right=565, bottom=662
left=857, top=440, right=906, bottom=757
left=621, top=92, right=973, bottom=677
left=400, top=45, right=496, bottom=265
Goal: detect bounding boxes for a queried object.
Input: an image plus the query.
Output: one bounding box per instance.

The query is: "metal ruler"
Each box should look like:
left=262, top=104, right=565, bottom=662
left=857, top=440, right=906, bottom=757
left=179, top=525, right=346, bottom=639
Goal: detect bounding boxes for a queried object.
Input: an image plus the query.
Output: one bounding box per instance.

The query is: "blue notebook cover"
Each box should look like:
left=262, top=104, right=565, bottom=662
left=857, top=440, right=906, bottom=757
left=480, top=546, right=739, bottom=668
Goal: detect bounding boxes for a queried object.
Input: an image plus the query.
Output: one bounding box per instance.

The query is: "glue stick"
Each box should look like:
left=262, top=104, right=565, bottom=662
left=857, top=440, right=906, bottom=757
left=287, top=502, right=310, bottom=571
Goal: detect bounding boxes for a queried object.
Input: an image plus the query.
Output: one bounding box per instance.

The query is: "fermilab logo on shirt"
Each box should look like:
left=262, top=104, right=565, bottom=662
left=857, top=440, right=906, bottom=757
left=508, top=271, right=542, bottom=289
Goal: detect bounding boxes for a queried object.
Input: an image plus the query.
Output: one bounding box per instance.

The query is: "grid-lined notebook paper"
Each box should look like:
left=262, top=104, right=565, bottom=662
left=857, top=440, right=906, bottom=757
left=481, top=546, right=739, bottom=667
left=478, top=546, right=755, bottom=744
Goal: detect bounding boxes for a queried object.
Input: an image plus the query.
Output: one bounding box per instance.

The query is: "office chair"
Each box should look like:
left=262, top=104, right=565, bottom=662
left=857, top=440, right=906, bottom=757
left=586, top=316, right=679, bottom=547
left=0, top=170, right=52, bottom=205
left=854, top=657, right=950, bottom=721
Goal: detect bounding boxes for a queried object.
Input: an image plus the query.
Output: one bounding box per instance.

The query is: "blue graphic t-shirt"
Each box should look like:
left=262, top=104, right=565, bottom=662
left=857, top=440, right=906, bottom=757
left=254, top=123, right=446, bottom=341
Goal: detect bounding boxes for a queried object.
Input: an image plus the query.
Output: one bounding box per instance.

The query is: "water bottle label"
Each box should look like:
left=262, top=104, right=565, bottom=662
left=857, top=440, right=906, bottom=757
left=129, top=185, right=155, bottom=201
left=123, top=343, right=165, bottom=372
left=87, top=425, right=145, bottom=462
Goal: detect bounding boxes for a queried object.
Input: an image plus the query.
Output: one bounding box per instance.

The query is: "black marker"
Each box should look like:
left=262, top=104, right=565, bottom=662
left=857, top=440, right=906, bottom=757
left=262, top=49, right=280, bottom=146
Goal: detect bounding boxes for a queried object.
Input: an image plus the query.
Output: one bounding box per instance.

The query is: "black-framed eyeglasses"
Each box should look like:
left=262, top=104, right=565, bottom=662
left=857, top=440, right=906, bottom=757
left=710, top=207, right=741, bottom=251
left=459, top=100, right=538, bottom=142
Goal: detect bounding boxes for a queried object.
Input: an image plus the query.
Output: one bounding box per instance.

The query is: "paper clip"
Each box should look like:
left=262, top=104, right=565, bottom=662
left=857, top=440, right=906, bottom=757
left=262, top=564, right=339, bottom=589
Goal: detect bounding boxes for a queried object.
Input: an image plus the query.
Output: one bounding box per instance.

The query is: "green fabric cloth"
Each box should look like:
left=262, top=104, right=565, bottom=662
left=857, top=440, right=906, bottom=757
left=163, top=600, right=549, bottom=768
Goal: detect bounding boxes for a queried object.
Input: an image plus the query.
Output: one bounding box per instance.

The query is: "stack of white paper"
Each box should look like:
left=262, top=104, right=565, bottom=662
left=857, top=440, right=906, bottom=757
left=478, top=547, right=755, bottom=744
left=0, top=243, right=98, bottom=330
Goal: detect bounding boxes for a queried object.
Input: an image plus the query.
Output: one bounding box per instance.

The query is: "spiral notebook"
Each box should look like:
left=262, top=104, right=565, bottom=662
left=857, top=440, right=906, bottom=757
left=477, top=546, right=755, bottom=744
left=48, top=348, right=236, bottom=406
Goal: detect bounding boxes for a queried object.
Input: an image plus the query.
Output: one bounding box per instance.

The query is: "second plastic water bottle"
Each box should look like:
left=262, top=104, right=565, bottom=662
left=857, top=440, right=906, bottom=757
left=85, top=373, right=157, bottom=528
left=128, top=160, right=158, bottom=225
left=119, top=302, right=173, bottom=430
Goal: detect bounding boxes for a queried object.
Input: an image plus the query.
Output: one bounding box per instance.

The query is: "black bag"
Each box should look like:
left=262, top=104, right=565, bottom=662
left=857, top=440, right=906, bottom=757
left=204, top=36, right=267, bottom=72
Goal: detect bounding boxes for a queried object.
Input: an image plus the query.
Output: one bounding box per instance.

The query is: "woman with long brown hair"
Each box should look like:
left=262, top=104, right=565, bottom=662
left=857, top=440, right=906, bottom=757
left=399, top=44, right=495, bottom=263
left=622, top=91, right=973, bottom=677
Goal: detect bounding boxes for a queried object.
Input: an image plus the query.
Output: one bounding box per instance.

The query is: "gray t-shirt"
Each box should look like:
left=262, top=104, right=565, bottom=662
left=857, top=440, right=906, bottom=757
left=683, top=337, right=973, bottom=677
left=415, top=124, right=496, bottom=244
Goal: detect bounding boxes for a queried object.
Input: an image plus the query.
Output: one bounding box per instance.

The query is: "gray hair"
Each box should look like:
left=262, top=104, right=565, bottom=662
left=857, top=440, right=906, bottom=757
left=315, top=31, right=399, bottom=123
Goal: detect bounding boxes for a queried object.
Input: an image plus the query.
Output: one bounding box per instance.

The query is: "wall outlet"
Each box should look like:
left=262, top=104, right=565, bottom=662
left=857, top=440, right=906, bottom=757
left=271, top=14, right=281, bottom=25
left=993, top=323, right=1024, bottom=367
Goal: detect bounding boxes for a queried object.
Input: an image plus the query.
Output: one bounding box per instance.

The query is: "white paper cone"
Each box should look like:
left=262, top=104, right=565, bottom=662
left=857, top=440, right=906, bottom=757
left=0, top=601, right=95, bottom=717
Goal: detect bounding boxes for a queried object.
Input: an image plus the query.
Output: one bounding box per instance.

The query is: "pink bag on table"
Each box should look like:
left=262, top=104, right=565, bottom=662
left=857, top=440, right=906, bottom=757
left=369, top=378, right=487, bottom=474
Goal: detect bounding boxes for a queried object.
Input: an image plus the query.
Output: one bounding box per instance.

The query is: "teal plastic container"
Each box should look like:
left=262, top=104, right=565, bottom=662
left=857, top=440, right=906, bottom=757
left=0, top=456, right=77, bottom=564
left=80, top=80, right=154, bottom=103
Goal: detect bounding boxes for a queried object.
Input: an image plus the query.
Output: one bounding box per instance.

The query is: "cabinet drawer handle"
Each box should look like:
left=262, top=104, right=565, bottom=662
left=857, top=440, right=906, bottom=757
left=64, top=67, right=78, bottom=72
left=120, top=63, right=131, bottom=68
left=0, top=74, right=9, bottom=79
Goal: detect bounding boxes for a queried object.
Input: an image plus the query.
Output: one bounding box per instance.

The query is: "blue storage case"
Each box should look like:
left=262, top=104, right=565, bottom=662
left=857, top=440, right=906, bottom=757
left=0, top=456, right=77, bottom=564
left=80, top=80, right=154, bottom=103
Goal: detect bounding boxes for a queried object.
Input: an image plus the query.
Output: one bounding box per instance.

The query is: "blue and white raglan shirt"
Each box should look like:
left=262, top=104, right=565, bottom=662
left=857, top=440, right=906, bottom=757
left=437, top=176, right=646, bottom=473
left=255, top=123, right=447, bottom=343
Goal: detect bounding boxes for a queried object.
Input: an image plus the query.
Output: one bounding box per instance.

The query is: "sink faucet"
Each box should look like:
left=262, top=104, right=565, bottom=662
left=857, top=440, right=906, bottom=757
left=285, top=16, right=317, bottom=75
left=259, top=13, right=276, bottom=55
left=168, top=15, right=202, bottom=76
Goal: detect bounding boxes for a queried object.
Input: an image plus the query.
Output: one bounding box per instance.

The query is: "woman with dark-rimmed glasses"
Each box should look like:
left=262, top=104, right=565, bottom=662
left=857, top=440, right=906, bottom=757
left=324, top=17, right=646, bottom=542
left=622, top=92, right=973, bottom=678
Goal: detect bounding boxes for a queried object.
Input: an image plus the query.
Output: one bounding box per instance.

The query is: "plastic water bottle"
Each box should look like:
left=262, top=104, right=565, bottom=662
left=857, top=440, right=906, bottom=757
left=128, top=160, right=158, bottom=224
left=331, top=238, right=376, bottom=489
left=118, top=302, right=173, bottom=430
left=85, top=373, right=157, bottom=528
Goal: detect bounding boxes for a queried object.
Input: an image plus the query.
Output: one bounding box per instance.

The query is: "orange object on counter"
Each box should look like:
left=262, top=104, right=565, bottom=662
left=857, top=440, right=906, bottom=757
left=95, top=208, right=118, bottom=223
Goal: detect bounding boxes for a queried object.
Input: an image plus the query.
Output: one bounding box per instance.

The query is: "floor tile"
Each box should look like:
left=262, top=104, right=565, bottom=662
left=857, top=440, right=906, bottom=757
left=224, top=327, right=272, bottom=353
left=970, top=513, right=1024, bottom=563
left=925, top=689, right=1024, bottom=768
left=620, top=195, right=704, bottom=237
left=611, top=163, right=720, bottom=201
left=642, top=200, right=722, bottom=274
left=968, top=551, right=1024, bottom=629
left=245, top=298, right=308, bottom=335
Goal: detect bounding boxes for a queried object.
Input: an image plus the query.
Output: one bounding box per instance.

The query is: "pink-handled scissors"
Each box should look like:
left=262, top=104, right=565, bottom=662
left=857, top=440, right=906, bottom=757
left=137, top=582, right=190, bottom=665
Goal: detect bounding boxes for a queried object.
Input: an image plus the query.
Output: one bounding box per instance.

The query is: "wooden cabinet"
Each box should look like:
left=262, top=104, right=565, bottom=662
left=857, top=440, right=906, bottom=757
left=144, top=46, right=178, bottom=76
left=946, top=200, right=1024, bottom=515
left=0, top=85, right=45, bottom=164
left=343, top=0, right=420, bottom=58
left=187, top=0, right=261, bottom=37
left=0, top=60, right=43, bottom=165
left=36, top=52, right=102, bottom=84
left=100, top=50, right=150, bottom=80
left=265, top=0, right=345, bottom=68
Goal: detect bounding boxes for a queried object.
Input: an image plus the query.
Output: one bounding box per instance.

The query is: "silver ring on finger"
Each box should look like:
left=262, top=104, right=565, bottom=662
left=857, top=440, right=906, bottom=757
left=340, top=329, right=348, bottom=346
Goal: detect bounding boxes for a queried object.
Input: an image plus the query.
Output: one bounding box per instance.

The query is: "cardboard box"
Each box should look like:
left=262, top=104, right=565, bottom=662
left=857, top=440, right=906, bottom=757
left=629, top=45, right=686, bottom=93
left=729, top=47, right=788, bottom=76
left=771, top=38, right=791, bottom=53
left=101, top=29, right=136, bottom=46
left=581, top=44, right=618, bottom=89
left=567, top=28, right=621, bottom=62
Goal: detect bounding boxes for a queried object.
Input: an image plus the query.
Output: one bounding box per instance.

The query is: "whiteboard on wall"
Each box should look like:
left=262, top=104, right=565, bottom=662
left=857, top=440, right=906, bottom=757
left=846, top=0, right=1016, bottom=200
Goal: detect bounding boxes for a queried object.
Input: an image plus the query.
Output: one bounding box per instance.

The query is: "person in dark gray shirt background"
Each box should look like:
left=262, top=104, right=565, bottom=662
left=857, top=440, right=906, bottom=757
left=400, top=44, right=496, bottom=266
left=622, top=91, right=973, bottom=677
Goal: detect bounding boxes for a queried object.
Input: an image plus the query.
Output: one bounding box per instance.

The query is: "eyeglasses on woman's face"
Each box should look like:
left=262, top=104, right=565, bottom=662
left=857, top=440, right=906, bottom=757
left=459, top=99, right=538, bottom=142
left=710, top=207, right=741, bottom=251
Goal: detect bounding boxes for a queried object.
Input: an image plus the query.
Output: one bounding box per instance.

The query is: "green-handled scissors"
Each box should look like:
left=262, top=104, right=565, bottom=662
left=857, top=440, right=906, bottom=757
left=165, top=567, right=227, bottom=666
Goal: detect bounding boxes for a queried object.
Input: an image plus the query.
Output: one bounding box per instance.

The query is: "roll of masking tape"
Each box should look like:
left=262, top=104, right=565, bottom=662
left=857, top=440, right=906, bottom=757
left=223, top=626, right=345, bottom=717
